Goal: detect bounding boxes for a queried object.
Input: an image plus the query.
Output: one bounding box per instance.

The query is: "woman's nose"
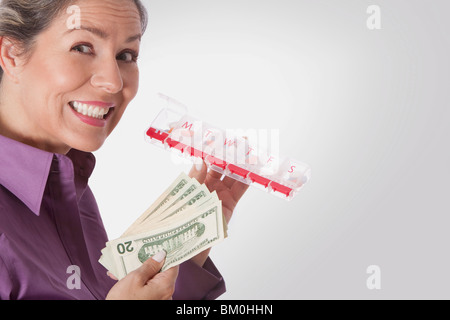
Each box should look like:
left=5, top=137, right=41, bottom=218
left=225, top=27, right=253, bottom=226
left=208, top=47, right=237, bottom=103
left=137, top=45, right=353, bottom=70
left=90, top=58, right=123, bottom=94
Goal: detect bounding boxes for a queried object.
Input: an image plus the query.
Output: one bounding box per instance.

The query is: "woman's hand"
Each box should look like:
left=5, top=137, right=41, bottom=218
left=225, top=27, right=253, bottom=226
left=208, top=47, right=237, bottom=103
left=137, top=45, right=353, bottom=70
left=189, top=161, right=249, bottom=224
left=188, top=160, right=249, bottom=266
left=106, top=250, right=179, bottom=300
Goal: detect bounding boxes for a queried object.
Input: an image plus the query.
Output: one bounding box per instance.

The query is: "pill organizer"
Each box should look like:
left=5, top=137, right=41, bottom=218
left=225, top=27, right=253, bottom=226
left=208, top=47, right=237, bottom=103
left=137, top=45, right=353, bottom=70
left=145, top=94, right=311, bottom=200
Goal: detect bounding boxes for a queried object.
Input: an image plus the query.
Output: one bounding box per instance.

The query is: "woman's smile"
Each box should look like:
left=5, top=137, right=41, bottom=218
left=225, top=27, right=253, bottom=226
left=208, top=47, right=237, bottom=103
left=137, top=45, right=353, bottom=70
left=69, top=100, right=116, bottom=127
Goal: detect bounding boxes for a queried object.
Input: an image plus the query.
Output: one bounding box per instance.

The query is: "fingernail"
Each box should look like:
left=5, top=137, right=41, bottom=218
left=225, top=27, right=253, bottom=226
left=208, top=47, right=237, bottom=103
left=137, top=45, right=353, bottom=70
left=195, top=162, right=203, bottom=171
left=152, top=250, right=166, bottom=263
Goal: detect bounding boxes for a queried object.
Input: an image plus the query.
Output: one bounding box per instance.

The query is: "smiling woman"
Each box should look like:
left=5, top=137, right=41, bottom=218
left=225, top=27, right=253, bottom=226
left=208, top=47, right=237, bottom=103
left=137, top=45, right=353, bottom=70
left=0, top=0, right=146, bottom=153
left=0, top=0, right=245, bottom=301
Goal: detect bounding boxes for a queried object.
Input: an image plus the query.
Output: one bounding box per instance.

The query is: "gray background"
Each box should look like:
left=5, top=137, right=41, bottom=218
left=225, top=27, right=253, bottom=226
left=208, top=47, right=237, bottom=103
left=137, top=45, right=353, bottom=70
left=90, top=0, right=450, bottom=299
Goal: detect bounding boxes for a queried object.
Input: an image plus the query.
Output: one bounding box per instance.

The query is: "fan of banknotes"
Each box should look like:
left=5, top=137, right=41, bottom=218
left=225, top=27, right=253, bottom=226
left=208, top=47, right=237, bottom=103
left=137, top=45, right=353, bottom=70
left=99, top=172, right=227, bottom=280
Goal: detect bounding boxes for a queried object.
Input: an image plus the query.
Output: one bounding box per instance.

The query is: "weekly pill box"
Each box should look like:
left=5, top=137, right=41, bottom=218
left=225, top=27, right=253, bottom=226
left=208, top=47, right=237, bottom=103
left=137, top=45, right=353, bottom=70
left=145, top=94, right=311, bottom=200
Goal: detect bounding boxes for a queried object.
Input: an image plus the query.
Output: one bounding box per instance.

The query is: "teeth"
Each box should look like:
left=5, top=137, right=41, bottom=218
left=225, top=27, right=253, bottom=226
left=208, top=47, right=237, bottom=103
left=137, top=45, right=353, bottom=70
left=71, top=101, right=111, bottom=120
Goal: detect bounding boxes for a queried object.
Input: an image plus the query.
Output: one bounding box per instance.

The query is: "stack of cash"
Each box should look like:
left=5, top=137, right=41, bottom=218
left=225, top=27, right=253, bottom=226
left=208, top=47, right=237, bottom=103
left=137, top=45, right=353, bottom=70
left=99, top=172, right=227, bottom=280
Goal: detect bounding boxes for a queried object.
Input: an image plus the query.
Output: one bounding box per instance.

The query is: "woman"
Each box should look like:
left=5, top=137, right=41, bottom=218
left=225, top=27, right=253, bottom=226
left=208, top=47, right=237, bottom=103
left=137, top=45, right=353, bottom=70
left=0, top=0, right=248, bottom=300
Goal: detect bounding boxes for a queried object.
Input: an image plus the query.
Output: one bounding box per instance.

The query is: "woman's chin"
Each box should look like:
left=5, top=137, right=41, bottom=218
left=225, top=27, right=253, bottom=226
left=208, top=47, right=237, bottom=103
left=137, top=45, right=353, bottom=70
left=65, top=137, right=106, bottom=154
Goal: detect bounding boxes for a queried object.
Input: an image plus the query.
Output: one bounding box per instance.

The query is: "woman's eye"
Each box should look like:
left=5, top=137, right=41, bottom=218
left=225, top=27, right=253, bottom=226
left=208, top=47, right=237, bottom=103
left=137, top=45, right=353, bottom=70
left=71, top=44, right=93, bottom=54
left=117, top=51, right=138, bottom=63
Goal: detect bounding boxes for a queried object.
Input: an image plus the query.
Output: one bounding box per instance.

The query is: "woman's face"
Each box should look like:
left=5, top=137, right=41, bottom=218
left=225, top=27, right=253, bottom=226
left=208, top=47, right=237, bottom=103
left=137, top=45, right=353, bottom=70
left=12, top=0, right=142, bottom=153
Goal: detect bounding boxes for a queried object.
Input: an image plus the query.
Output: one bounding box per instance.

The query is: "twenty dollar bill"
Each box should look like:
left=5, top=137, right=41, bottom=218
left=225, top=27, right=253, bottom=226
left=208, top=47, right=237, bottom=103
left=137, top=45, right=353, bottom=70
left=99, top=173, right=226, bottom=280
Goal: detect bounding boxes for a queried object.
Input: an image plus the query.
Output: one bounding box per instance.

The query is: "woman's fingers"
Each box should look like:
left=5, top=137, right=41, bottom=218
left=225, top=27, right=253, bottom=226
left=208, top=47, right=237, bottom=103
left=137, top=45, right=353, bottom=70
left=231, top=180, right=250, bottom=202
left=143, top=265, right=179, bottom=300
left=133, top=250, right=167, bottom=285
left=188, top=160, right=207, bottom=183
left=107, top=271, right=118, bottom=281
left=222, top=176, right=236, bottom=189
left=106, top=250, right=179, bottom=300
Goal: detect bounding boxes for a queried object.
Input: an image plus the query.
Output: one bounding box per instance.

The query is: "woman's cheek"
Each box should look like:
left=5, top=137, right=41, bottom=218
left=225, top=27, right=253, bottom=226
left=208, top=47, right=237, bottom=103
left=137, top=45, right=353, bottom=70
left=49, top=58, right=92, bottom=89
left=122, top=64, right=140, bottom=99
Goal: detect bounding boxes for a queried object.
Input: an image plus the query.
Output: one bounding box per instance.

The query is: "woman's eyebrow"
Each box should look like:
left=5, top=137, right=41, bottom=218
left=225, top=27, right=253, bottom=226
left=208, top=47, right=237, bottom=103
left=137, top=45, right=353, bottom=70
left=65, top=25, right=141, bottom=43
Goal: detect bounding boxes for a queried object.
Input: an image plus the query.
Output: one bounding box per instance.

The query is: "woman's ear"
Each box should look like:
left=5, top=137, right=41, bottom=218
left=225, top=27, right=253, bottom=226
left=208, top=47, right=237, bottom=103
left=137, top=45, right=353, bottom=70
left=0, top=37, right=22, bottom=83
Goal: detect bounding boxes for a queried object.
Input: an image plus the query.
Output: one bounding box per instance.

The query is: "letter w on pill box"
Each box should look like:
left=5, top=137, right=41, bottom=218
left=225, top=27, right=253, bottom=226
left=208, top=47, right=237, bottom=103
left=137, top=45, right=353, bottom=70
left=145, top=94, right=311, bottom=201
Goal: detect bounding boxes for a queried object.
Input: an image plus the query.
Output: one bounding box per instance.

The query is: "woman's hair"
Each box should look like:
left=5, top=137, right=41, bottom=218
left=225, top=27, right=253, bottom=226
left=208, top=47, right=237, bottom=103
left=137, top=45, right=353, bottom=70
left=0, top=0, right=148, bottom=82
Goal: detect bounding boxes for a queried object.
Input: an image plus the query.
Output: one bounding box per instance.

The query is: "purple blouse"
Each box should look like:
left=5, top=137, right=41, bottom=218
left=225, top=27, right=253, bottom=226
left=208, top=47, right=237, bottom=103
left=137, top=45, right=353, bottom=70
left=0, top=134, right=225, bottom=300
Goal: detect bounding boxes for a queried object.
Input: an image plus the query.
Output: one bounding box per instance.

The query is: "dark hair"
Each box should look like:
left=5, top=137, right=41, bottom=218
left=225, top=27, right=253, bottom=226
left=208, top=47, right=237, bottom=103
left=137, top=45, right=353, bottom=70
left=0, top=0, right=148, bottom=81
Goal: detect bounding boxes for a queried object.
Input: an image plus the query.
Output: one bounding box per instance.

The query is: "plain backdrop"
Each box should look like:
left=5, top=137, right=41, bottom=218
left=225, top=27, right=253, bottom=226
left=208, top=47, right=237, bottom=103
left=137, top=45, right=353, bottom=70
left=90, top=0, right=450, bottom=299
